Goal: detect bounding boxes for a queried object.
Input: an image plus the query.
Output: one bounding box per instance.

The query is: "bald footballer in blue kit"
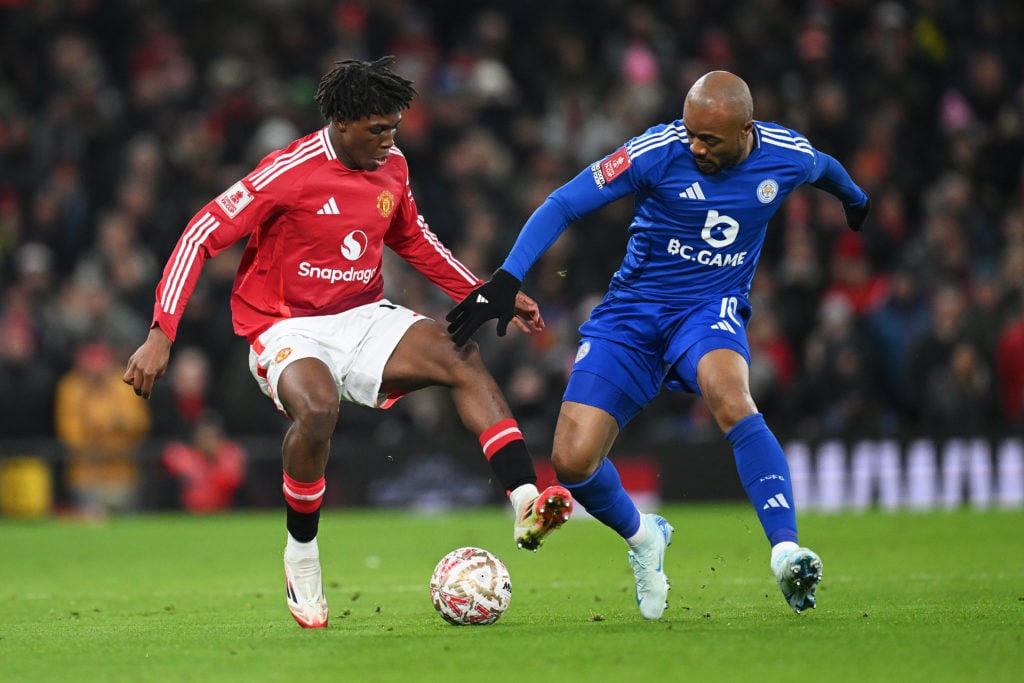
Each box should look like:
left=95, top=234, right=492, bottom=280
left=448, top=70, right=870, bottom=618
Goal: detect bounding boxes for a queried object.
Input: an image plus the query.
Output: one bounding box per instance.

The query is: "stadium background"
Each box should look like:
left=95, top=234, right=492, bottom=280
left=0, top=0, right=1021, bottom=515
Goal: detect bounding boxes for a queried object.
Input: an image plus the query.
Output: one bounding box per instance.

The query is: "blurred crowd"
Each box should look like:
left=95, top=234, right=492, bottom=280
left=1, top=0, right=1023, bottom=477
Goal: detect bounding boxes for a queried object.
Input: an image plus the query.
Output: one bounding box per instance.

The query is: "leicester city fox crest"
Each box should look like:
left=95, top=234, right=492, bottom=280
left=756, top=179, right=779, bottom=204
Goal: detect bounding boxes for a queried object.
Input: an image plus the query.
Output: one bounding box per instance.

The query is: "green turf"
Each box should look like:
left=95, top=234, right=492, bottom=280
left=2, top=504, right=1021, bottom=682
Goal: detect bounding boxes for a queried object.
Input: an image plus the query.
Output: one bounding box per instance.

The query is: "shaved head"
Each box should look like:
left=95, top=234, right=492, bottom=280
left=682, top=71, right=756, bottom=175
left=684, top=71, right=753, bottom=125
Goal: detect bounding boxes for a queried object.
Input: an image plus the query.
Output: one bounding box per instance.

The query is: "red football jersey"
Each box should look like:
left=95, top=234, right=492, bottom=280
left=151, top=127, right=482, bottom=343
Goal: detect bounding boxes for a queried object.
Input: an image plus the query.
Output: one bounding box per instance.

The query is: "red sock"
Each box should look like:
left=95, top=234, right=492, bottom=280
left=282, top=472, right=325, bottom=514
left=479, top=419, right=523, bottom=460
left=479, top=419, right=535, bottom=494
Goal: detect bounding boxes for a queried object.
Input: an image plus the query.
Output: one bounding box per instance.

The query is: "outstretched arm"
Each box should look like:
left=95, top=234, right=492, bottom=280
left=447, top=165, right=626, bottom=345
left=808, top=151, right=870, bottom=231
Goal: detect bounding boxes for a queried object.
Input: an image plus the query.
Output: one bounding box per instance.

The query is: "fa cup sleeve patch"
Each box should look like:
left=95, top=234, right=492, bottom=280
left=216, top=180, right=255, bottom=218
left=590, top=146, right=632, bottom=189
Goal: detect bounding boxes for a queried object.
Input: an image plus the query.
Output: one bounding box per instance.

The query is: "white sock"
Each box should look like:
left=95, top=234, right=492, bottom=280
left=626, top=515, right=648, bottom=547
left=509, top=483, right=539, bottom=513
left=285, top=534, right=319, bottom=560
left=771, top=541, right=799, bottom=567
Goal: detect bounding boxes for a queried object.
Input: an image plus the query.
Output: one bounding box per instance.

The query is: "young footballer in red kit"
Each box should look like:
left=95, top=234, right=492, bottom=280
left=123, top=56, right=571, bottom=628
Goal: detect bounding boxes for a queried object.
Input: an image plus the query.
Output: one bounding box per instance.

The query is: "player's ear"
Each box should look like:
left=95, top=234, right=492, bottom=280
left=741, top=120, right=754, bottom=137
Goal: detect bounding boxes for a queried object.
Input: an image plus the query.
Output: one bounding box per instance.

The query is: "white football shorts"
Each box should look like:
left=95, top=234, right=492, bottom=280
left=248, top=299, right=425, bottom=415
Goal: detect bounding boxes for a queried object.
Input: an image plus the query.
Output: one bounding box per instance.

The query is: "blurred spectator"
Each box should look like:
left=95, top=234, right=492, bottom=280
left=996, top=303, right=1024, bottom=427
left=907, top=283, right=970, bottom=425
left=0, top=289, right=56, bottom=437
left=787, top=293, right=880, bottom=437
left=50, top=268, right=149, bottom=361
left=748, top=306, right=797, bottom=402
left=54, top=340, right=150, bottom=516
left=864, top=268, right=932, bottom=412
left=160, top=413, right=247, bottom=513
left=73, top=208, right=159, bottom=313
left=150, top=346, right=212, bottom=437
left=920, top=340, right=999, bottom=432
left=822, top=231, right=890, bottom=315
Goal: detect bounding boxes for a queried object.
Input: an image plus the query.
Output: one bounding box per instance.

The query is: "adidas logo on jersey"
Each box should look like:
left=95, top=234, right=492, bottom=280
left=316, top=197, right=340, bottom=215
left=710, top=320, right=736, bottom=333
left=762, top=493, right=790, bottom=510
left=679, top=181, right=705, bottom=200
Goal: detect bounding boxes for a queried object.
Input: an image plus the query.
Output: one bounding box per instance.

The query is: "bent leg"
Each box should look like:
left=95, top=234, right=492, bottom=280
left=697, top=349, right=797, bottom=546
left=381, top=320, right=574, bottom=549
left=555, top=401, right=672, bottom=619
left=381, top=320, right=516, bottom=434
left=552, top=401, right=644, bottom=540
left=381, top=320, right=536, bottom=493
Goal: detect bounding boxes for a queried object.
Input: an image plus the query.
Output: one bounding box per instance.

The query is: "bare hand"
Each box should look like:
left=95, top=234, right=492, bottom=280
left=510, top=291, right=545, bottom=335
left=122, top=327, right=173, bottom=399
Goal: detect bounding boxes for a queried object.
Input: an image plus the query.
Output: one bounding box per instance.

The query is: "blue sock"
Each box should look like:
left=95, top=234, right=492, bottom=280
left=561, top=459, right=642, bottom=539
left=726, top=413, right=798, bottom=547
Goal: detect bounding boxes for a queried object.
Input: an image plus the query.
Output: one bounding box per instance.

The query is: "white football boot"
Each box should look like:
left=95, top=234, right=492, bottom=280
left=284, top=542, right=328, bottom=628
left=771, top=544, right=822, bottom=614
left=628, top=513, right=674, bottom=619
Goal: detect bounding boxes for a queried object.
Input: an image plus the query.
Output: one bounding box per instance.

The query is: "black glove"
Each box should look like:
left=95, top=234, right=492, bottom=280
left=446, top=268, right=521, bottom=347
left=843, top=197, right=871, bottom=232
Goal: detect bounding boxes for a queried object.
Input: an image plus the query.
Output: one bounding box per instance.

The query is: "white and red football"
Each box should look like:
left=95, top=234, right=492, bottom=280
left=429, top=547, right=511, bottom=625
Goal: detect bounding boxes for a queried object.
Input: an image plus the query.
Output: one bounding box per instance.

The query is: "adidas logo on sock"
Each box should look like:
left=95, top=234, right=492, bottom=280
left=763, top=493, right=790, bottom=510
left=316, top=197, right=340, bottom=215
left=678, top=181, right=705, bottom=200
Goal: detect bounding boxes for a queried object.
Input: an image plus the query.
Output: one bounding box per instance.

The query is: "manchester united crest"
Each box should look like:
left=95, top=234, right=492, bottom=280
left=376, top=189, right=396, bottom=217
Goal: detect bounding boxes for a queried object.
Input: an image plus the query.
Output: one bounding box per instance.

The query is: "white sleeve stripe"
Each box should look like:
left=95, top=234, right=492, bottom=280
left=249, top=137, right=319, bottom=185
left=249, top=136, right=320, bottom=184
left=160, top=213, right=220, bottom=314
left=759, top=133, right=812, bottom=151
left=417, top=215, right=479, bottom=284
left=159, top=212, right=215, bottom=311
left=318, top=127, right=336, bottom=160
left=249, top=138, right=322, bottom=188
left=282, top=482, right=325, bottom=501
left=482, top=427, right=522, bottom=452
left=758, top=127, right=813, bottom=149
left=628, top=124, right=687, bottom=158
left=761, top=137, right=816, bottom=156
left=250, top=147, right=323, bottom=190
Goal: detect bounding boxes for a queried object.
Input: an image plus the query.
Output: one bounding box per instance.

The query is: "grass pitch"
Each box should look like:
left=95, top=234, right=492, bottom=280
left=2, top=504, right=1021, bottom=682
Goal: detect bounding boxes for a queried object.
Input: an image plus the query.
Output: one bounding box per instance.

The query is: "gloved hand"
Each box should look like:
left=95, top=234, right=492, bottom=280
left=446, top=268, right=522, bottom=347
left=844, top=197, right=871, bottom=232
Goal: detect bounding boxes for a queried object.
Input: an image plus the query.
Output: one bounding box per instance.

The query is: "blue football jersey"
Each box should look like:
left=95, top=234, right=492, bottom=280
left=502, top=119, right=866, bottom=302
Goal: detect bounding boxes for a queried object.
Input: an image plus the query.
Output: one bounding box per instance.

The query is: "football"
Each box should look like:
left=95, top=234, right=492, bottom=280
left=429, top=547, right=512, bottom=625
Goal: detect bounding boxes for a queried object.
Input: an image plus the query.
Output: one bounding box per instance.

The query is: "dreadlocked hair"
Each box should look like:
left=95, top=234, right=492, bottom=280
left=315, top=56, right=417, bottom=122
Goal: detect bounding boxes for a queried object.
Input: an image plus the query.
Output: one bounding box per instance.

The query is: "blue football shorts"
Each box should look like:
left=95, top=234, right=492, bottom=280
left=563, top=292, right=752, bottom=428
